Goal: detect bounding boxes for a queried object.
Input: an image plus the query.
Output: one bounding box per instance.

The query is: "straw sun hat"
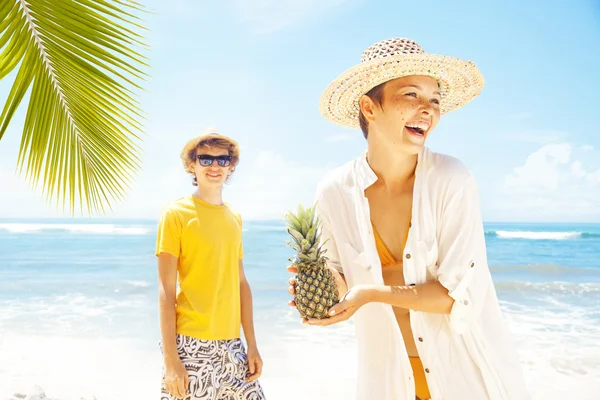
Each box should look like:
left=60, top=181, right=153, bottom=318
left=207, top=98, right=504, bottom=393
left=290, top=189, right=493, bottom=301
left=180, top=127, right=240, bottom=171
left=319, top=38, right=485, bottom=129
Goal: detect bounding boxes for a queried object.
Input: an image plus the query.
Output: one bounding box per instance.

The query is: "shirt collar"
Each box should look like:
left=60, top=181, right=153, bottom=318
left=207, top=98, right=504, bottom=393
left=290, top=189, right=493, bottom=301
left=355, top=147, right=430, bottom=191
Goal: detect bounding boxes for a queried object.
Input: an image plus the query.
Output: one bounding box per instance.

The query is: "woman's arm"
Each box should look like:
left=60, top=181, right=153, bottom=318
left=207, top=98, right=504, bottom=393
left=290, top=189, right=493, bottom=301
left=306, top=281, right=453, bottom=326
left=364, top=280, right=454, bottom=314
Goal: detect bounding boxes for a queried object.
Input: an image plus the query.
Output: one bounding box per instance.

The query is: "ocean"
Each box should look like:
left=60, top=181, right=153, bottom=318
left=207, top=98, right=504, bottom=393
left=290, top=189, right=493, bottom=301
left=0, top=219, right=599, bottom=400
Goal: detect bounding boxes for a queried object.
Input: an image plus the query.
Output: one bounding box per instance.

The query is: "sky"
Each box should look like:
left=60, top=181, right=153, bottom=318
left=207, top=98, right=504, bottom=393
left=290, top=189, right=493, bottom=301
left=0, top=0, right=599, bottom=222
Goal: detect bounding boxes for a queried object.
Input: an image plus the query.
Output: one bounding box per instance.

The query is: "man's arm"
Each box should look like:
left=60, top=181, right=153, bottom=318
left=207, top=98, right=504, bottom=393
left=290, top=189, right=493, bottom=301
left=239, top=259, right=263, bottom=381
left=239, top=259, right=257, bottom=349
left=158, top=252, right=188, bottom=398
left=158, top=253, right=179, bottom=361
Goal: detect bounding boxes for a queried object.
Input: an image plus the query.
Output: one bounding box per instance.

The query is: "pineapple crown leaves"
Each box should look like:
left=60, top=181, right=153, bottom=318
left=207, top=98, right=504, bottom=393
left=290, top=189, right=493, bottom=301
left=284, top=202, right=329, bottom=268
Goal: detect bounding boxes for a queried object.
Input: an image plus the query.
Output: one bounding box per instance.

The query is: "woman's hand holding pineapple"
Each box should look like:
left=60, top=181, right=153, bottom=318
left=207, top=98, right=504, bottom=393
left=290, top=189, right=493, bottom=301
left=309, top=284, right=372, bottom=326
left=286, top=204, right=362, bottom=325
left=287, top=264, right=364, bottom=326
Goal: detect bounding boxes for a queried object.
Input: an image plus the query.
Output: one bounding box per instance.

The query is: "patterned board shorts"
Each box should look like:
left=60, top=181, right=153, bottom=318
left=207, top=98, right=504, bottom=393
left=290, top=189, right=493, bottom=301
left=160, top=334, right=266, bottom=400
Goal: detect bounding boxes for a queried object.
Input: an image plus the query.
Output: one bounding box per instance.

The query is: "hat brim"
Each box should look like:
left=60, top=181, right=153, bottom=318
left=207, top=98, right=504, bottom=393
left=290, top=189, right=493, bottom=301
left=180, top=133, right=240, bottom=162
left=319, top=53, right=485, bottom=129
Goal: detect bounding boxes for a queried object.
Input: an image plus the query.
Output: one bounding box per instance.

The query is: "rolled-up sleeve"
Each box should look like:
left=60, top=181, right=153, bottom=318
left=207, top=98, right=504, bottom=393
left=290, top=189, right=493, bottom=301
left=436, top=174, right=491, bottom=334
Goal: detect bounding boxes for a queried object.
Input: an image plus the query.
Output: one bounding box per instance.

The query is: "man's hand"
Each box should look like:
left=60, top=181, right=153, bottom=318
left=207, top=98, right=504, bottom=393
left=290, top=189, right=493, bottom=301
left=246, top=345, right=263, bottom=382
left=287, top=264, right=348, bottom=322
left=163, top=357, right=189, bottom=399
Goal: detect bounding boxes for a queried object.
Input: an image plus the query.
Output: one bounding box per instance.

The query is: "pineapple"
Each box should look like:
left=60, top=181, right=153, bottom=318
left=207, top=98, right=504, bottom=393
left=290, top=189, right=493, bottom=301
left=284, top=203, right=339, bottom=319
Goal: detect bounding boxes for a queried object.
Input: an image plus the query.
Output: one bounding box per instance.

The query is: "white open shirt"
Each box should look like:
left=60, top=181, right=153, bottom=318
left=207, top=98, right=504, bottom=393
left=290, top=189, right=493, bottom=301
left=314, top=147, right=530, bottom=400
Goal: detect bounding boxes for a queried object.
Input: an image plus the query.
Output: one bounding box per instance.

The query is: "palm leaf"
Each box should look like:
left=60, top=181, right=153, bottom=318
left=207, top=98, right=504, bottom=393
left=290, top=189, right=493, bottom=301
left=0, top=0, right=148, bottom=214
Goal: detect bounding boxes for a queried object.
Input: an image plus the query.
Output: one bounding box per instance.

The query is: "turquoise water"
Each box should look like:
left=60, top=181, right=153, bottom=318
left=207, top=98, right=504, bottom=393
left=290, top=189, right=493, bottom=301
left=1, top=219, right=599, bottom=336
left=0, top=219, right=599, bottom=399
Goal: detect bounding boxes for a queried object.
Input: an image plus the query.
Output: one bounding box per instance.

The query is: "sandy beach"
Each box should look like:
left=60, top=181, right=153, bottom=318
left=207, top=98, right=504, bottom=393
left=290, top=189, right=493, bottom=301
left=1, top=323, right=358, bottom=400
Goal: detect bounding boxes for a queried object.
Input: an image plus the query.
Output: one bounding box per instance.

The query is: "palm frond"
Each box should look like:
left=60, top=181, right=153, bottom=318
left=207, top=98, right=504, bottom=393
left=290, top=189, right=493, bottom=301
left=0, top=0, right=148, bottom=214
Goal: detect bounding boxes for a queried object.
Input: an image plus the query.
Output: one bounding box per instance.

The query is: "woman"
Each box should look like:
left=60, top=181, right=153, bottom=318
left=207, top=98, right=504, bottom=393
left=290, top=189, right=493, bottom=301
left=288, top=38, right=529, bottom=400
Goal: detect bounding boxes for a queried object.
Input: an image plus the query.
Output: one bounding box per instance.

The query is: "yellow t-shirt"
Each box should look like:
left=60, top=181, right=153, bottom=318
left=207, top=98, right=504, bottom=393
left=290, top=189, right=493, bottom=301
left=155, top=195, right=244, bottom=340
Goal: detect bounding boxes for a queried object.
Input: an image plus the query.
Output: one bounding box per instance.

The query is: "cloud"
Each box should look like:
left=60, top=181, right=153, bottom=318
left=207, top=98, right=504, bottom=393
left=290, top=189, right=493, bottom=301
left=569, top=160, right=600, bottom=185
left=571, top=161, right=586, bottom=178
left=0, top=156, right=190, bottom=219
left=0, top=166, right=57, bottom=218
left=107, top=149, right=336, bottom=220
left=581, top=144, right=594, bottom=152
left=505, top=143, right=572, bottom=191
left=226, top=150, right=334, bottom=219
left=229, top=0, right=351, bottom=34
left=107, top=164, right=192, bottom=219
left=497, top=143, right=600, bottom=221
left=588, top=170, right=600, bottom=185
left=0, top=133, right=338, bottom=220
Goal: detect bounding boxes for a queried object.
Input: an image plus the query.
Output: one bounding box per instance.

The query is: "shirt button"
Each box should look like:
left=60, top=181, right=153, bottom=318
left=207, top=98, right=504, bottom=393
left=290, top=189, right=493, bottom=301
left=463, top=300, right=469, bottom=305
left=418, top=337, right=423, bottom=342
left=405, top=253, right=411, bottom=259
left=425, top=368, right=430, bottom=373
left=470, top=262, right=475, bottom=268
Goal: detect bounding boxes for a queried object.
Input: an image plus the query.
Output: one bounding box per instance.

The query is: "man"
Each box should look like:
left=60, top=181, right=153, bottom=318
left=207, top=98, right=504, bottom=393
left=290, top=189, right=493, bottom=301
left=157, top=129, right=266, bottom=400
left=288, top=38, right=529, bottom=400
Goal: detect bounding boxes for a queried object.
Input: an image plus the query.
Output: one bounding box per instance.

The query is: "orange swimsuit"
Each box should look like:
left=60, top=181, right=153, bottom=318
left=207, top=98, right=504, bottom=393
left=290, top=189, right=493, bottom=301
left=373, top=223, right=432, bottom=400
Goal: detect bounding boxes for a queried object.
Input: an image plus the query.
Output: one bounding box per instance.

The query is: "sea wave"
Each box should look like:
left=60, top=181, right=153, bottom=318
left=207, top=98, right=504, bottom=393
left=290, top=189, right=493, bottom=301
left=490, top=264, right=599, bottom=275
left=495, top=280, right=600, bottom=294
left=0, top=223, right=151, bottom=235
left=485, top=230, right=600, bottom=240
left=245, top=225, right=287, bottom=232
left=125, top=280, right=152, bottom=288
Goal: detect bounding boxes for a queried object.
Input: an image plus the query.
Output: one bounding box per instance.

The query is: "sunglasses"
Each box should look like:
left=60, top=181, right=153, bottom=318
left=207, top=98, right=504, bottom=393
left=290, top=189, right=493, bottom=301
left=196, top=154, right=232, bottom=167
